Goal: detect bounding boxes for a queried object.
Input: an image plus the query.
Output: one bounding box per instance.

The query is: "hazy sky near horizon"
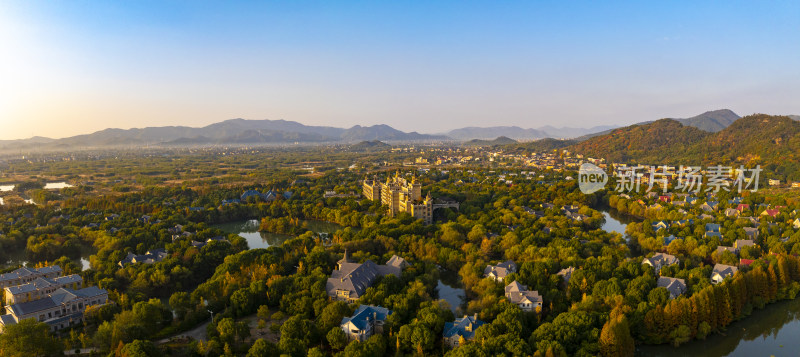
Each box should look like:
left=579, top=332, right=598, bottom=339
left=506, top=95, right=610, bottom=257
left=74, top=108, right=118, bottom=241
left=2, top=1, right=799, bottom=140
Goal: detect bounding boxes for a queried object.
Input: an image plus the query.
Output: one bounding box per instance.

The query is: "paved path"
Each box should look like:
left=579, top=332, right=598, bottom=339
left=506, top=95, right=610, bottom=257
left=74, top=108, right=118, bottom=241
left=157, top=319, right=211, bottom=344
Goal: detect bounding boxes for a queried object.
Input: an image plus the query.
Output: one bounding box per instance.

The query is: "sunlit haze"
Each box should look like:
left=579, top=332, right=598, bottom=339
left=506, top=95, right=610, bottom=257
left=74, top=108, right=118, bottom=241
left=2, top=1, right=799, bottom=140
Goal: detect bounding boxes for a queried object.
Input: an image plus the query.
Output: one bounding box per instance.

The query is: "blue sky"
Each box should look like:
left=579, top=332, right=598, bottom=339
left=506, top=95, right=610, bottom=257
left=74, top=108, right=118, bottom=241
left=1, top=1, right=799, bottom=139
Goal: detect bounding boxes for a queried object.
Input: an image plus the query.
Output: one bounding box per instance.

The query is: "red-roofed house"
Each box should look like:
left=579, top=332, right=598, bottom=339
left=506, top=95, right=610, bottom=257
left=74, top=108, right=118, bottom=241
left=739, top=259, right=755, bottom=266
left=761, top=209, right=780, bottom=218
left=736, top=204, right=750, bottom=212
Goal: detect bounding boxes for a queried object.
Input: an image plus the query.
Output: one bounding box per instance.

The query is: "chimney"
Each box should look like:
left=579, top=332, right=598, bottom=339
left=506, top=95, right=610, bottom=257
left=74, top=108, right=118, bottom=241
left=473, top=313, right=478, bottom=321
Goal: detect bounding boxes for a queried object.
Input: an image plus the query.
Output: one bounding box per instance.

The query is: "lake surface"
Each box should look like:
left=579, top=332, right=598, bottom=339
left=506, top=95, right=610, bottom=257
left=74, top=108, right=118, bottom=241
left=437, top=270, right=466, bottom=314
left=638, top=296, right=800, bottom=356
left=213, top=219, right=346, bottom=249
left=45, top=182, right=74, bottom=189
left=600, top=208, right=638, bottom=236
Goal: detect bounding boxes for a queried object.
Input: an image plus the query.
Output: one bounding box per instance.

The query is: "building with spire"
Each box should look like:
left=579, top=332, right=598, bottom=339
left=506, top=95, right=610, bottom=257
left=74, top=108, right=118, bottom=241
left=363, top=172, right=434, bottom=224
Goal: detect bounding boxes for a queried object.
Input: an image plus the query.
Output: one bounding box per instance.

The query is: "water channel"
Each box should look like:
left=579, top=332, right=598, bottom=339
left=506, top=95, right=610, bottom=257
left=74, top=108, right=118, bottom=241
left=638, top=295, right=800, bottom=356
left=212, top=219, right=349, bottom=249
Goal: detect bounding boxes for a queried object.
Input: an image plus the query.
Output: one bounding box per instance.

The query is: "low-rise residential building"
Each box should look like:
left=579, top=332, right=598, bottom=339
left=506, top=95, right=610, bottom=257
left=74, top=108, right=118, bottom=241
left=734, top=239, right=755, bottom=251
left=443, top=314, right=485, bottom=348
left=4, top=274, right=83, bottom=305
left=0, top=266, right=62, bottom=290
left=326, top=251, right=408, bottom=302
left=657, top=276, right=687, bottom=299
left=483, top=260, right=517, bottom=282
left=711, top=264, right=738, bottom=284
left=340, top=305, right=391, bottom=342
left=642, top=253, right=679, bottom=272
left=0, top=286, right=108, bottom=332
left=504, top=281, right=542, bottom=312
left=118, top=248, right=169, bottom=267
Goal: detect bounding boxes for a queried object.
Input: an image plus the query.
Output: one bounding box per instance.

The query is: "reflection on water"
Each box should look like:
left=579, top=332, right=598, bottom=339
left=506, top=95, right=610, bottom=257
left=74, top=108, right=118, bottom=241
left=600, top=208, right=638, bottom=236
left=638, top=296, right=800, bottom=356
left=213, top=219, right=347, bottom=250
left=437, top=270, right=466, bottom=314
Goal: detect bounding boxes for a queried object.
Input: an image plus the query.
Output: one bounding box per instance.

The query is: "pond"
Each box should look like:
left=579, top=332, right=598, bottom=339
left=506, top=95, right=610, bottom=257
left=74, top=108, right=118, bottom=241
left=44, top=182, right=74, bottom=189
left=213, top=219, right=348, bottom=250
left=437, top=269, right=466, bottom=314
left=2, top=248, right=93, bottom=271
left=600, top=207, right=638, bottom=237
left=637, top=295, right=800, bottom=356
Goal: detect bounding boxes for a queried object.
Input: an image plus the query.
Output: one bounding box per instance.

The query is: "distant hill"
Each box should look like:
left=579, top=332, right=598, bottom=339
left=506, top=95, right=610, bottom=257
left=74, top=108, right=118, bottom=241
left=670, top=109, right=741, bottom=132
left=570, top=114, right=800, bottom=179
left=463, top=136, right=518, bottom=146
left=0, top=119, right=446, bottom=151
left=447, top=127, right=548, bottom=140
left=446, top=125, right=616, bottom=140
left=349, top=140, right=391, bottom=151
left=789, top=115, right=800, bottom=121
left=506, top=138, right=576, bottom=153
left=576, top=109, right=741, bottom=141
left=571, top=119, right=710, bottom=163
left=340, top=125, right=445, bottom=142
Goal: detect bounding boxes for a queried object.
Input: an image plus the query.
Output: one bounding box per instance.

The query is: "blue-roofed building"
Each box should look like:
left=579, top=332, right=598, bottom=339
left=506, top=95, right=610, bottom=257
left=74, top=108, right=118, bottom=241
left=241, top=190, right=264, bottom=201
left=221, top=198, right=241, bottom=206
left=443, top=314, right=485, bottom=348
left=340, top=305, right=391, bottom=342
left=282, top=191, right=293, bottom=200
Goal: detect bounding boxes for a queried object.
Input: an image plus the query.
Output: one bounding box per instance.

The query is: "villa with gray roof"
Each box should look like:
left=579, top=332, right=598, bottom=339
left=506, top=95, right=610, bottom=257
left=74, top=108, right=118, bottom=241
left=340, top=305, right=391, bottom=342
left=483, top=260, right=517, bottom=282
left=0, top=286, right=108, bottom=333
left=657, top=277, right=687, bottom=299
left=0, top=266, right=62, bottom=290
left=443, top=314, right=485, bottom=348
left=642, top=253, right=679, bottom=272
left=504, top=281, right=542, bottom=312
left=711, top=264, right=738, bottom=284
left=326, top=251, right=409, bottom=302
left=4, top=274, right=83, bottom=305
left=118, top=248, right=169, bottom=267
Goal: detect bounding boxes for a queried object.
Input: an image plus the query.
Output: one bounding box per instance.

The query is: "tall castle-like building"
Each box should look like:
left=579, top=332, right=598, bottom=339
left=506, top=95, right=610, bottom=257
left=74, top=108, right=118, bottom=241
left=363, top=173, right=433, bottom=224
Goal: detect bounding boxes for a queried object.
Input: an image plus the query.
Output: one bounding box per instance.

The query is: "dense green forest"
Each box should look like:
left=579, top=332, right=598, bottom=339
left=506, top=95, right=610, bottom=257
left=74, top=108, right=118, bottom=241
left=1, top=146, right=800, bottom=356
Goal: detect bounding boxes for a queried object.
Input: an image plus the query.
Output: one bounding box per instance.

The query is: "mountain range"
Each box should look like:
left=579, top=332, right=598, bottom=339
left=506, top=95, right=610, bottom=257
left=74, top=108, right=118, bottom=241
left=568, top=114, right=800, bottom=180
left=0, top=109, right=796, bottom=151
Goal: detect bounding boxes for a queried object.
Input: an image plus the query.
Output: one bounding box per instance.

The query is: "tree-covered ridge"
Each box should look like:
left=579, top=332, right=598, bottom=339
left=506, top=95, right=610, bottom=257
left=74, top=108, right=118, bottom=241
left=570, top=119, right=711, bottom=163
left=570, top=114, right=800, bottom=181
